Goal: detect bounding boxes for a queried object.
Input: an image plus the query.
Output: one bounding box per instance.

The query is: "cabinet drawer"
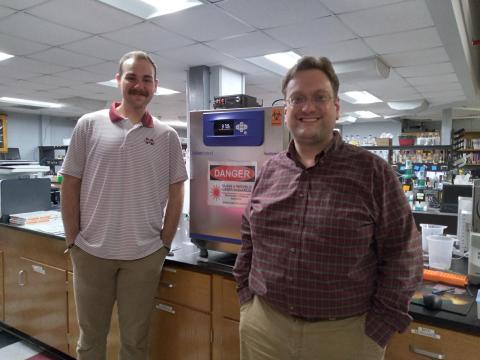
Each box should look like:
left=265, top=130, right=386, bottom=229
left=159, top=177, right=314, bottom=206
left=386, top=321, right=480, bottom=360
left=157, top=266, right=211, bottom=312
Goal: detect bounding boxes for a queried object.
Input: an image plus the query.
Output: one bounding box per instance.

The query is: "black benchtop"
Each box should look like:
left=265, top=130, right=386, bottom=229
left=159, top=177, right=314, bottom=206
left=1, top=222, right=479, bottom=336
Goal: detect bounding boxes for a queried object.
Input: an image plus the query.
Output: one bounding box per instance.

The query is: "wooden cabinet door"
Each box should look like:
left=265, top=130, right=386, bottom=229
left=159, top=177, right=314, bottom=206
left=149, top=299, right=211, bottom=360
left=6, top=257, right=68, bottom=353
left=0, top=250, right=4, bottom=322
left=67, top=272, right=120, bottom=359
left=212, top=275, right=240, bottom=360
left=214, top=318, right=240, bottom=360
left=385, top=321, right=480, bottom=360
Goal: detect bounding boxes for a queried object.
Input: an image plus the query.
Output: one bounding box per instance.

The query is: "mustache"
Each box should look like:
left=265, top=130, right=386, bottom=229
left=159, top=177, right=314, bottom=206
left=129, top=89, right=149, bottom=96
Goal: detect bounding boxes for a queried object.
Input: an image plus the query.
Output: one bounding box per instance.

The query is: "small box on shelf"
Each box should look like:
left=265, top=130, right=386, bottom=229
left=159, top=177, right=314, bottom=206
left=374, top=138, right=392, bottom=147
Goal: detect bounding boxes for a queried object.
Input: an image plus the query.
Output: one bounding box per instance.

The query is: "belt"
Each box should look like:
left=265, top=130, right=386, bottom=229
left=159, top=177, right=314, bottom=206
left=292, top=314, right=357, bottom=322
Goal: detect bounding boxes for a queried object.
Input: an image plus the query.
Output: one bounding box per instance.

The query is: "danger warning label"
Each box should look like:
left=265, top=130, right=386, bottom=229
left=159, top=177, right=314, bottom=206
left=208, top=161, right=257, bottom=208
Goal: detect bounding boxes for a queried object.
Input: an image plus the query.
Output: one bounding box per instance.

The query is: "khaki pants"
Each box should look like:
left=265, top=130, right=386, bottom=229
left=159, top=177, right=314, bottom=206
left=70, top=246, right=168, bottom=360
left=239, top=296, right=385, bottom=360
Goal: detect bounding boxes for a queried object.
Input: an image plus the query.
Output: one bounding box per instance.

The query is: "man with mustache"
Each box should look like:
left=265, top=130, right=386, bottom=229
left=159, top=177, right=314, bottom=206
left=233, top=56, right=423, bottom=360
left=60, top=51, right=187, bottom=360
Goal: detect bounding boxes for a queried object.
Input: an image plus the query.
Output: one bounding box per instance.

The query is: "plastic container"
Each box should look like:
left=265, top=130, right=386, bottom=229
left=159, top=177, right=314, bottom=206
left=427, top=235, right=454, bottom=270
left=420, top=224, right=447, bottom=252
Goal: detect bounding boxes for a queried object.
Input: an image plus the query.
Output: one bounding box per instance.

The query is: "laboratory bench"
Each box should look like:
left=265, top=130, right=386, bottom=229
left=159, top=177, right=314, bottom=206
left=0, top=222, right=479, bottom=360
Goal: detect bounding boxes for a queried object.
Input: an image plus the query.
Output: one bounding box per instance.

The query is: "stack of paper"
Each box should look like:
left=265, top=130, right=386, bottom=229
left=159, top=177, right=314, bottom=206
left=9, top=210, right=61, bottom=225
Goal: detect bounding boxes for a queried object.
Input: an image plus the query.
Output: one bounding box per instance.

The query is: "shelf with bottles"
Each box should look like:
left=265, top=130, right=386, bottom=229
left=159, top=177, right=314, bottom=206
left=452, top=129, right=480, bottom=151
left=393, top=163, right=448, bottom=172
left=392, top=147, right=450, bottom=166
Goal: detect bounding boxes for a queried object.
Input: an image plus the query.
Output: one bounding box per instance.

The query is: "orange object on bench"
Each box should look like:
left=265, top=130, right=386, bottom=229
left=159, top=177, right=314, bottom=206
left=423, top=269, right=468, bottom=287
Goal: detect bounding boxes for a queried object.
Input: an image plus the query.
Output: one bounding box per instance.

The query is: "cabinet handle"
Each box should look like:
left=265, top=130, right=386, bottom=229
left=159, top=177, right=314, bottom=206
left=155, top=303, right=176, bottom=315
left=18, top=270, right=26, bottom=287
left=163, top=267, right=177, bottom=273
left=409, top=345, right=445, bottom=359
left=159, top=281, right=175, bottom=289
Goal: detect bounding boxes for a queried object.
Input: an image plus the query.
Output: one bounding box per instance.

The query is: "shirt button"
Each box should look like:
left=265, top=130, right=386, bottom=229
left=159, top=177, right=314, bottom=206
left=289, top=306, right=294, bottom=311
left=298, top=192, right=304, bottom=197
left=289, top=248, right=295, bottom=253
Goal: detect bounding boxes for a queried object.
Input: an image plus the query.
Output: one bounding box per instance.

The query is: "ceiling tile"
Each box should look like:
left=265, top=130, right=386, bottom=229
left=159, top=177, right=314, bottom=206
left=54, top=69, right=105, bottom=83
left=396, top=62, right=455, bottom=77
left=0, top=0, right=47, bottom=10
left=83, top=61, right=118, bottom=77
left=365, top=27, right=442, bottom=54
left=28, top=47, right=104, bottom=68
left=0, top=57, right=69, bottom=75
left=414, top=82, right=462, bottom=92
left=206, top=31, right=289, bottom=58
left=159, top=44, right=233, bottom=67
left=216, top=0, right=331, bottom=29
left=320, top=0, right=404, bottom=14
left=30, top=75, right=76, bottom=87
left=265, top=16, right=355, bottom=48
left=27, top=0, right=142, bottom=34
left=0, top=33, right=50, bottom=56
left=0, top=6, right=16, bottom=18
left=0, top=65, right=38, bottom=80
left=245, top=71, right=282, bottom=86
left=407, top=73, right=459, bottom=86
left=382, top=47, right=449, bottom=67
left=216, top=58, right=268, bottom=75
left=338, top=0, right=433, bottom=37
left=103, top=22, right=195, bottom=52
left=61, top=36, right=133, bottom=62
left=0, top=12, right=89, bottom=46
left=14, top=79, right=59, bottom=91
left=298, top=39, right=374, bottom=62
left=153, top=5, right=254, bottom=42
left=421, top=89, right=465, bottom=98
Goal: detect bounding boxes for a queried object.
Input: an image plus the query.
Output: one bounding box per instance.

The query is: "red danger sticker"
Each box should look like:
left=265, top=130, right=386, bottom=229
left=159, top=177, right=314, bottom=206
left=209, top=165, right=255, bottom=182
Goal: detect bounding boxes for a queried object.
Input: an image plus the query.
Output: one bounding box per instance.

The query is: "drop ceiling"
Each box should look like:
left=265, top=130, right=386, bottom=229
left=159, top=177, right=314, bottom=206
left=0, top=0, right=478, bottom=124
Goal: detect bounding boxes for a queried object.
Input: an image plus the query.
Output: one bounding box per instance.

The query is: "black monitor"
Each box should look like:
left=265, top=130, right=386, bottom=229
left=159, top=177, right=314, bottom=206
left=0, top=148, right=20, bottom=160
left=440, top=184, right=473, bottom=213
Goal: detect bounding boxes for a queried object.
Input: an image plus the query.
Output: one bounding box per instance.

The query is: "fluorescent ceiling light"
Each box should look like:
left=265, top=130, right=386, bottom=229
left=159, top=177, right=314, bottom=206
left=246, top=51, right=301, bottom=76
left=0, top=51, right=14, bottom=62
left=264, top=51, right=301, bottom=69
left=339, top=91, right=382, bottom=104
left=0, top=97, right=63, bottom=108
left=337, top=115, right=357, bottom=124
left=98, top=79, right=179, bottom=95
left=162, top=120, right=187, bottom=128
left=97, top=0, right=202, bottom=19
left=354, top=111, right=380, bottom=119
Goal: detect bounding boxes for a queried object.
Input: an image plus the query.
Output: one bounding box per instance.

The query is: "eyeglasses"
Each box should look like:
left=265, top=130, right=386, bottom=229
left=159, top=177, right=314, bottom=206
left=286, top=94, right=334, bottom=107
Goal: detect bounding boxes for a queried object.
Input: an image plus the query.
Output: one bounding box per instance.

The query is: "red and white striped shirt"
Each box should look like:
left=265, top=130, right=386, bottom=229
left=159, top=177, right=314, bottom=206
left=233, top=132, right=423, bottom=347
left=60, top=103, right=188, bottom=260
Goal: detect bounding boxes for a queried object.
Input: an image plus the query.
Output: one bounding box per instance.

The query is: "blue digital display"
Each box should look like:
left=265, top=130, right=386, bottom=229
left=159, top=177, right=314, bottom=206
left=203, top=109, right=264, bottom=146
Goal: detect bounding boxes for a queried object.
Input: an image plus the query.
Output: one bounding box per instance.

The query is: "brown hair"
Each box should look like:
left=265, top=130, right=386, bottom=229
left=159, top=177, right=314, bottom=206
left=281, top=56, right=339, bottom=98
left=118, top=51, right=157, bottom=79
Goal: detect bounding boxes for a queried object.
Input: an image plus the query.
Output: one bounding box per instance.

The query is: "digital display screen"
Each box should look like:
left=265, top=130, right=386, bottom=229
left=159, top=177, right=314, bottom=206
left=214, top=119, right=234, bottom=136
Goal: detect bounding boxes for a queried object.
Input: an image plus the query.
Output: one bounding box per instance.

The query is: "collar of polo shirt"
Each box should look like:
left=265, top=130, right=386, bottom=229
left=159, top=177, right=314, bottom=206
left=109, top=102, right=154, bottom=128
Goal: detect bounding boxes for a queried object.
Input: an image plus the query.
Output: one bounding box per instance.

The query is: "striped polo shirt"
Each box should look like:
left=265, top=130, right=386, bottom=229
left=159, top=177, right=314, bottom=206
left=60, top=103, right=188, bottom=260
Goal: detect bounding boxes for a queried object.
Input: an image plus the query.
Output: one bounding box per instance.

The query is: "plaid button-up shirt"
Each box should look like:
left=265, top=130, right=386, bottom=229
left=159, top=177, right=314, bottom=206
left=233, top=132, right=423, bottom=347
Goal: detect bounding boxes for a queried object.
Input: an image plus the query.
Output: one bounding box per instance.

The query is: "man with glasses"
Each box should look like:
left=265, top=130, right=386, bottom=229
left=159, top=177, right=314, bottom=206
left=233, top=56, right=423, bottom=360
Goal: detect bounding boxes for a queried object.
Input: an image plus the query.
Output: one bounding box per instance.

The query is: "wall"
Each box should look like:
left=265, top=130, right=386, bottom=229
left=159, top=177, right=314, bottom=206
left=5, top=111, right=76, bottom=161
left=340, top=121, right=402, bottom=145
left=453, top=118, right=480, bottom=132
